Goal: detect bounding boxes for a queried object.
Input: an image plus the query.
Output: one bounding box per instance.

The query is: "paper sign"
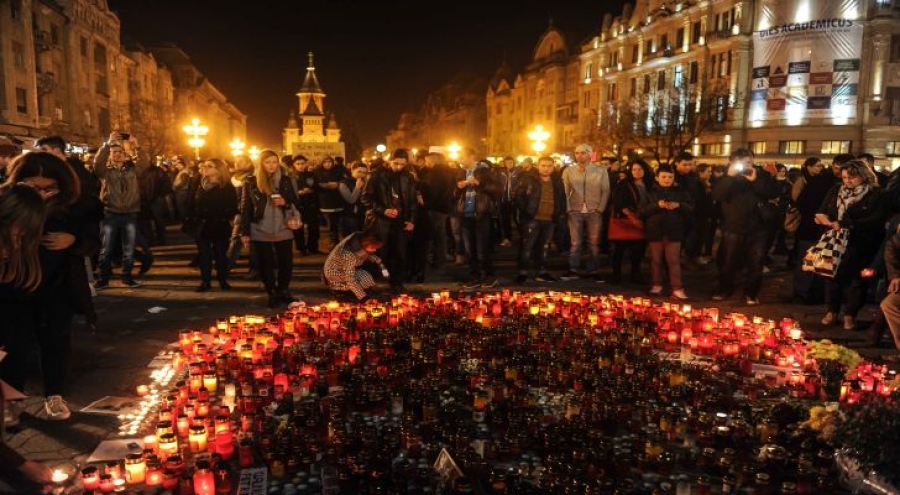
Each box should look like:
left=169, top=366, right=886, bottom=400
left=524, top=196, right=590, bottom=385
left=81, top=396, right=141, bottom=416
left=237, top=467, right=268, bottom=495
left=1, top=380, right=26, bottom=400
left=433, top=448, right=464, bottom=482
left=86, top=439, right=144, bottom=463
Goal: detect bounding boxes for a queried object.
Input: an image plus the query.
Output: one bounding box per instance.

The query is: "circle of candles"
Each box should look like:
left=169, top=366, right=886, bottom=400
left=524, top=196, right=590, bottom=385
left=136, top=384, right=149, bottom=397
left=124, top=454, right=146, bottom=485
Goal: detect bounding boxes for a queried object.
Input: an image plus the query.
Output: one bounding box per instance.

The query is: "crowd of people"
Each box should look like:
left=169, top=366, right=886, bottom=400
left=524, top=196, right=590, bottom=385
left=3, top=129, right=900, bottom=458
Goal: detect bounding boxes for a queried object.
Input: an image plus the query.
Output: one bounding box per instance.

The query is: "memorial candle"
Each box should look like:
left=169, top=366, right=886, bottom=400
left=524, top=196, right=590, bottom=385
left=143, top=435, right=158, bottom=453
left=98, top=474, right=114, bottom=493
left=81, top=466, right=100, bottom=490
left=193, top=461, right=215, bottom=495
left=145, top=462, right=163, bottom=486
left=158, top=433, right=178, bottom=461
left=202, top=371, right=217, bottom=393
left=189, top=424, right=208, bottom=453
left=124, top=453, right=146, bottom=485
left=136, top=384, right=149, bottom=397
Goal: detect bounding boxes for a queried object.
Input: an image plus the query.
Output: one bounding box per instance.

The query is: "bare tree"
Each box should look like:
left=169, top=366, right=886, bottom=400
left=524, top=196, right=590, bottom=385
left=130, top=98, right=175, bottom=160
left=600, top=78, right=734, bottom=166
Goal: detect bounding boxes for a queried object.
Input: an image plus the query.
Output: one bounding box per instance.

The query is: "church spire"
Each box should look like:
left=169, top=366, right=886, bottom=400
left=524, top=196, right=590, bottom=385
left=300, top=51, right=323, bottom=94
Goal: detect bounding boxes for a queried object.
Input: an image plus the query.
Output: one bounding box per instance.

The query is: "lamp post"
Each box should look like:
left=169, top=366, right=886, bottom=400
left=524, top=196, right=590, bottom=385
left=247, top=146, right=261, bottom=162
left=182, top=118, right=209, bottom=160
left=447, top=141, right=462, bottom=161
left=229, top=138, right=245, bottom=158
left=528, top=125, right=550, bottom=155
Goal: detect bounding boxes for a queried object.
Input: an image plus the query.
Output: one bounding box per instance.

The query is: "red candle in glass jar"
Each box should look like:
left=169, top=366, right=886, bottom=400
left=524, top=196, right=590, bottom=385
left=216, top=431, right=235, bottom=460
left=81, top=466, right=100, bottom=490
left=98, top=474, right=114, bottom=493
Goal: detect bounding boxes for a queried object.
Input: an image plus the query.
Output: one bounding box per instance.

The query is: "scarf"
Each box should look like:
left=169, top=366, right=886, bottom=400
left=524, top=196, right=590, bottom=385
left=837, top=184, right=870, bottom=221
left=200, top=177, right=218, bottom=191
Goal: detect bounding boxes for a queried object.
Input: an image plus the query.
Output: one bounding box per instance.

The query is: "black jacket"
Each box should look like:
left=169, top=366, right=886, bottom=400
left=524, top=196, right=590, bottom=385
left=610, top=180, right=646, bottom=218
left=639, top=184, right=694, bottom=241
left=514, top=170, right=566, bottom=222
left=795, top=173, right=836, bottom=241
left=185, top=179, right=239, bottom=239
left=239, top=169, right=302, bottom=236
left=712, top=168, right=780, bottom=235
left=454, top=166, right=501, bottom=218
left=363, top=167, right=418, bottom=232
left=419, top=163, right=458, bottom=214
left=313, top=166, right=347, bottom=212
left=818, top=185, right=887, bottom=276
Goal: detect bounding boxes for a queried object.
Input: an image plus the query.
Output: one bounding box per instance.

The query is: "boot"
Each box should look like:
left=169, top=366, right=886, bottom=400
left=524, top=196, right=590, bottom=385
left=195, top=282, right=212, bottom=292
left=868, top=312, right=887, bottom=347
left=276, top=290, right=297, bottom=304
left=218, top=278, right=232, bottom=290
left=267, top=291, right=281, bottom=308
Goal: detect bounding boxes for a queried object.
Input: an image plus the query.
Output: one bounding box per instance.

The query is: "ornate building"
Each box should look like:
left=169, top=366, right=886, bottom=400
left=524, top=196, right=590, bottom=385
left=386, top=71, right=487, bottom=155
left=283, top=52, right=342, bottom=158
left=0, top=0, right=245, bottom=156
left=150, top=45, right=246, bottom=158
left=486, top=23, right=582, bottom=158
left=576, top=0, right=900, bottom=166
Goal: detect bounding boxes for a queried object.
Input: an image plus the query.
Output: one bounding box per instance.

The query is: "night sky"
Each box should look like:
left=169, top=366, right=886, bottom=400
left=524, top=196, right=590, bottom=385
left=108, top=0, right=626, bottom=151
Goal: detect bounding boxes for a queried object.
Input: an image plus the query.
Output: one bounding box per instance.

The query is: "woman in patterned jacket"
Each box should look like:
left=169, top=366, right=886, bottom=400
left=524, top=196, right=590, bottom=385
left=323, top=229, right=387, bottom=302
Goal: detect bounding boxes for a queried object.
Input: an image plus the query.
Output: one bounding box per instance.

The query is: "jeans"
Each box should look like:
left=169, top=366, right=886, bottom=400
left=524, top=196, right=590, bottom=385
left=826, top=273, right=871, bottom=318
left=197, top=238, right=230, bottom=283
left=649, top=241, right=683, bottom=290
left=324, top=211, right=343, bottom=246
left=295, top=205, right=320, bottom=252
left=499, top=200, right=515, bottom=241
left=450, top=216, right=464, bottom=258
left=568, top=211, right=602, bottom=273
left=718, top=231, right=768, bottom=298
left=99, top=212, right=138, bottom=281
left=380, top=222, right=409, bottom=286
left=518, top=219, right=555, bottom=274
left=462, top=215, right=494, bottom=278
left=428, top=211, right=449, bottom=268
left=253, top=239, right=294, bottom=294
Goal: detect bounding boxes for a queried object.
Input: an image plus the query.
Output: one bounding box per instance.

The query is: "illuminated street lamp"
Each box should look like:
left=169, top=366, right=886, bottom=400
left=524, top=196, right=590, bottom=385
left=528, top=125, right=550, bottom=154
left=229, top=138, right=246, bottom=157
left=247, top=146, right=261, bottom=162
left=447, top=141, right=462, bottom=161
left=182, top=118, right=209, bottom=160
left=375, top=144, right=387, bottom=155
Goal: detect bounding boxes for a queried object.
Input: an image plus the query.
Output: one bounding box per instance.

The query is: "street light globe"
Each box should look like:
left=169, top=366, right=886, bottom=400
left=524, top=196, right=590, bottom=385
left=229, top=138, right=246, bottom=157
left=447, top=141, right=462, bottom=161
left=531, top=141, right=547, bottom=153
left=247, top=146, right=261, bottom=161
left=375, top=144, right=387, bottom=153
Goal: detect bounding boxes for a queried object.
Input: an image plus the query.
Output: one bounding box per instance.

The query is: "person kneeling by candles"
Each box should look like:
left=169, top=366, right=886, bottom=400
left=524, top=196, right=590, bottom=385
left=323, top=229, right=388, bottom=302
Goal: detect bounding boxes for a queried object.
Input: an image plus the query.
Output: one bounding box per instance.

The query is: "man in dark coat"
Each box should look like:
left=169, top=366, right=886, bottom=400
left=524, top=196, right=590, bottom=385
left=455, top=148, right=502, bottom=288
left=362, top=148, right=417, bottom=291
left=711, top=148, right=780, bottom=305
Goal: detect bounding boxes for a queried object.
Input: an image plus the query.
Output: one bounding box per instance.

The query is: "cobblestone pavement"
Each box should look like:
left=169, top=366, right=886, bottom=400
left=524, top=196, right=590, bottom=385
left=2, top=226, right=895, bottom=492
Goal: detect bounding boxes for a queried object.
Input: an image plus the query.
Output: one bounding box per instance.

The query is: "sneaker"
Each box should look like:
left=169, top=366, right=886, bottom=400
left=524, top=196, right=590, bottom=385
left=745, top=297, right=760, bottom=306
left=649, top=286, right=664, bottom=295
left=3, top=401, right=21, bottom=428
left=711, top=293, right=731, bottom=301
left=95, top=280, right=109, bottom=290
left=481, top=277, right=499, bottom=288
left=44, top=395, right=71, bottom=421
left=843, top=315, right=856, bottom=331
left=821, top=312, right=837, bottom=326
left=672, top=289, right=689, bottom=300
left=762, top=266, right=771, bottom=274
left=535, top=273, right=558, bottom=283
left=460, top=278, right=482, bottom=290
left=138, top=256, right=154, bottom=275
left=122, top=278, right=141, bottom=288
left=515, top=274, right=528, bottom=284
left=559, top=271, right=581, bottom=281
left=499, top=239, right=512, bottom=247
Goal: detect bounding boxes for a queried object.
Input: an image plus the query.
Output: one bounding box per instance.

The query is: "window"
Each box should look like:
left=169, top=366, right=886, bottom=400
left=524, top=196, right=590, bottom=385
left=779, top=141, right=806, bottom=155
left=714, top=95, right=729, bottom=123
left=704, top=143, right=727, bottom=156
left=80, top=37, right=88, bottom=57
left=15, top=88, right=27, bottom=113
left=610, top=50, right=619, bottom=67
left=10, top=0, right=21, bottom=21
left=607, top=83, right=618, bottom=101
left=676, top=28, right=685, bottom=48
left=584, top=62, right=593, bottom=80
left=674, top=65, right=684, bottom=87
left=661, top=34, right=669, bottom=51
left=643, top=74, right=651, bottom=94
left=692, top=21, right=702, bottom=44
left=722, top=52, right=732, bottom=77
left=750, top=142, right=767, bottom=155
left=887, top=141, right=900, bottom=156
left=689, top=61, right=699, bottom=84
left=630, top=77, right=637, bottom=97
left=821, top=141, right=851, bottom=154
left=710, top=55, right=718, bottom=79
left=12, top=41, right=24, bottom=68
left=657, top=70, right=666, bottom=91
left=631, top=45, right=639, bottom=63
left=50, top=25, right=60, bottom=44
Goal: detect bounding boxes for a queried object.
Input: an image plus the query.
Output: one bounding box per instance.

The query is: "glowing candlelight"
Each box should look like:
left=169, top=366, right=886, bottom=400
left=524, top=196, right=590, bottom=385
left=136, top=384, right=149, bottom=397
left=51, top=469, right=69, bottom=484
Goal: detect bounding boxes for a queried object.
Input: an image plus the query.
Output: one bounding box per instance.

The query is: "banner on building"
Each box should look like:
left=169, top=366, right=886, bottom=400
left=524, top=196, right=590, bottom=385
left=750, top=19, right=863, bottom=124
left=291, top=142, right=346, bottom=163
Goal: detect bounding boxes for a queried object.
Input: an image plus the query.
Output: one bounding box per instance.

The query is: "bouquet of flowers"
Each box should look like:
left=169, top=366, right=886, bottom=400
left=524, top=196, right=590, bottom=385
left=833, top=396, right=900, bottom=487
left=807, top=339, right=863, bottom=370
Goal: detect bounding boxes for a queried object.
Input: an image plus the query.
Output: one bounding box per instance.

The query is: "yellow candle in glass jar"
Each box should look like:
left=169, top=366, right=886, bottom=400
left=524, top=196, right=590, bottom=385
left=124, top=453, right=146, bottom=484
left=189, top=424, right=208, bottom=453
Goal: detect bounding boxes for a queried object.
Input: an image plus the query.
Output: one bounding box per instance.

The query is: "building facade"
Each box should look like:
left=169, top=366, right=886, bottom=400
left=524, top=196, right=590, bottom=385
left=283, top=52, right=342, bottom=157
left=0, top=0, right=245, bottom=157
left=386, top=71, right=487, bottom=156
left=576, top=0, right=900, bottom=166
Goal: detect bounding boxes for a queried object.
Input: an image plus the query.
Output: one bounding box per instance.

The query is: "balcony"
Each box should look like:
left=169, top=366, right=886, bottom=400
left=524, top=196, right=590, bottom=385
left=34, top=30, right=52, bottom=52
left=708, top=29, right=735, bottom=42
left=37, top=72, right=56, bottom=95
left=38, top=116, right=52, bottom=128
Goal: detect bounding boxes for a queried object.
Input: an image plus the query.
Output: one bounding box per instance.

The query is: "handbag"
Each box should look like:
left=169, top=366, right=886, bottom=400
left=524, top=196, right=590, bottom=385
left=608, top=214, right=645, bottom=241
left=757, top=200, right=780, bottom=223
left=784, top=206, right=800, bottom=233
left=802, top=228, right=850, bottom=278
left=181, top=217, right=205, bottom=239
left=284, top=204, right=303, bottom=230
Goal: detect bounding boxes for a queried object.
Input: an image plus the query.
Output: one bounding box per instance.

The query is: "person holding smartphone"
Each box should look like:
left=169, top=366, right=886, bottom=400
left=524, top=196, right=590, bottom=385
left=239, top=149, right=303, bottom=308
left=711, top=148, right=780, bottom=305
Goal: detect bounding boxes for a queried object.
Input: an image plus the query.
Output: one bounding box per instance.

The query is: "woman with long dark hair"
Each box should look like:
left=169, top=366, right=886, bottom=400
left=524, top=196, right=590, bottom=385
left=0, top=151, right=95, bottom=421
left=240, top=150, right=303, bottom=308
left=816, top=160, right=887, bottom=330
left=609, top=160, right=653, bottom=285
left=184, top=158, right=238, bottom=292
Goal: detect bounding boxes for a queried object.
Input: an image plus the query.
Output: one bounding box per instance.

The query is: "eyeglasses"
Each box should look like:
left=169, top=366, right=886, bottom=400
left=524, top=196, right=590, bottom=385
left=199, top=164, right=216, bottom=169
left=17, top=181, right=60, bottom=196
